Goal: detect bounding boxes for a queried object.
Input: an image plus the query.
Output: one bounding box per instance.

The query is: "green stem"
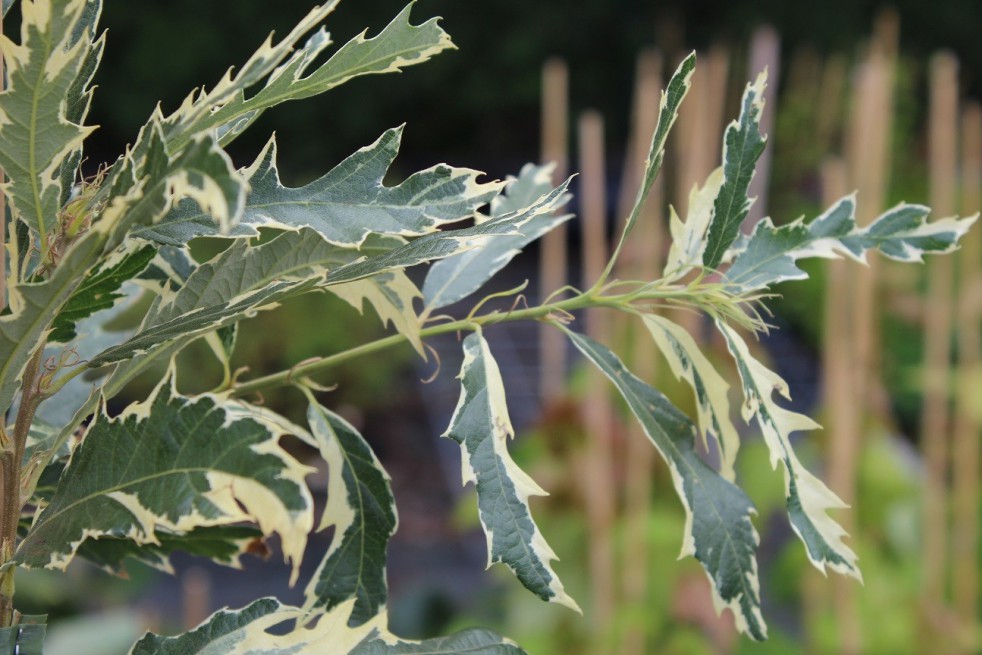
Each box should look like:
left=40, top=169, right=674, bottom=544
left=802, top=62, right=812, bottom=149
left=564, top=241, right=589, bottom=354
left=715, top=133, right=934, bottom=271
left=230, top=291, right=603, bottom=397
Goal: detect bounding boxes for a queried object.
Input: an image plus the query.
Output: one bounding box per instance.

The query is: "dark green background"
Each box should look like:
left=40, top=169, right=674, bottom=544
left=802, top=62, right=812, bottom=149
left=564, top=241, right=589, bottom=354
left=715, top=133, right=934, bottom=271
left=80, top=0, right=982, bottom=184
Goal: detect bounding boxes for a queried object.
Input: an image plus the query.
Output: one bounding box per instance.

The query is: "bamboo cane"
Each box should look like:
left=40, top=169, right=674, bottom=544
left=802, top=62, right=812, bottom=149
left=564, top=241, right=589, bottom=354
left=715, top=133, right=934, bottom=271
left=952, top=100, right=982, bottom=652
left=539, top=58, right=570, bottom=404
left=921, top=53, right=958, bottom=635
left=579, top=110, right=617, bottom=642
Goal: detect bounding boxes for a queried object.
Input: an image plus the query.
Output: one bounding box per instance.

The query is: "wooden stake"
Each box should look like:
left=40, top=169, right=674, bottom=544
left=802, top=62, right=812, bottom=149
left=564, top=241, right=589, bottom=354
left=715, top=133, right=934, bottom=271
left=744, top=26, right=780, bottom=230
left=538, top=58, right=570, bottom=404
left=921, top=52, right=958, bottom=630
left=579, top=110, right=617, bottom=639
left=952, top=101, right=981, bottom=637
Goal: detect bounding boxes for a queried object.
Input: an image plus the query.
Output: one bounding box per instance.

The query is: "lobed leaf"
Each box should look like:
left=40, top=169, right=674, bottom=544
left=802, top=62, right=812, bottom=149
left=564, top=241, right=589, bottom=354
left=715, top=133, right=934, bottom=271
left=641, top=314, right=741, bottom=480
left=422, top=162, right=571, bottom=310
left=443, top=331, right=579, bottom=612
left=328, top=178, right=571, bottom=286
left=701, top=71, right=768, bottom=270
left=566, top=330, right=766, bottom=640
left=716, top=320, right=861, bottom=580
left=139, top=127, right=503, bottom=247
left=723, top=196, right=977, bottom=292
left=162, top=1, right=342, bottom=146
left=15, top=373, right=315, bottom=583
left=302, top=397, right=398, bottom=627
left=0, top=0, right=99, bottom=247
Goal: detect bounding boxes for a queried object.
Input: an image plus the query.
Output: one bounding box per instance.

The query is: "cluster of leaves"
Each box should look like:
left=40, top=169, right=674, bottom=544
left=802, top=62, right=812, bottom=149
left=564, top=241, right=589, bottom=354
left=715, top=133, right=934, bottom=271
left=0, top=1, right=973, bottom=653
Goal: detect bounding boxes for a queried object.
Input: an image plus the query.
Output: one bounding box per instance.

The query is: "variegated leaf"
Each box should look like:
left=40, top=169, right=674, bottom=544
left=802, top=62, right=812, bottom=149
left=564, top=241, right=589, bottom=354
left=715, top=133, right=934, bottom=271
left=422, top=162, right=571, bottom=310
left=614, top=52, right=696, bottom=250
left=57, top=0, right=103, bottom=206
left=444, top=332, right=579, bottom=612
left=84, top=227, right=373, bottom=367
left=76, top=525, right=268, bottom=575
left=162, top=2, right=341, bottom=145
left=165, top=3, right=453, bottom=151
left=641, top=314, right=740, bottom=480
left=302, top=397, right=398, bottom=627
left=716, top=320, right=861, bottom=580
left=129, top=598, right=383, bottom=655
left=0, top=228, right=103, bottom=415
left=0, top=0, right=98, bottom=248
left=663, top=166, right=724, bottom=279
left=14, top=373, right=315, bottom=583
left=352, top=630, right=527, bottom=654
left=49, top=243, right=155, bottom=343
left=724, top=196, right=977, bottom=292
left=328, top=179, right=571, bottom=286
left=97, top=120, right=246, bottom=250
left=139, top=127, right=502, bottom=247
left=566, top=330, right=766, bottom=640
left=329, top=270, right=423, bottom=355
left=702, top=72, right=767, bottom=270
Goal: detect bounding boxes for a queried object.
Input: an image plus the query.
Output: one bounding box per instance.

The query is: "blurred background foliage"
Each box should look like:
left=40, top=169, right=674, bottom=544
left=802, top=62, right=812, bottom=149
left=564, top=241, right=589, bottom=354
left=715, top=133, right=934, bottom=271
left=10, top=0, right=982, bottom=653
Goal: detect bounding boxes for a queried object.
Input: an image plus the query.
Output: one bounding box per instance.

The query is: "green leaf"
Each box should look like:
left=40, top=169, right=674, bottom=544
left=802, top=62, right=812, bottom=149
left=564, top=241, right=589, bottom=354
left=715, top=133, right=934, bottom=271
left=49, top=243, right=155, bottom=342
left=565, top=330, right=766, bottom=640
left=14, top=373, right=315, bottom=583
left=0, top=0, right=99, bottom=247
left=641, top=314, right=740, bottom=480
left=422, top=162, right=571, bottom=310
left=139, top=128, right=503, bottom=247
left=715, top=320, right=861, bottom=580
left=353, top=630, right=527, bottom=654
left=76, top=525, right=268, bottom=575
left=702, top=71, right=768, bottom=270
left=610, top=52, right=695, bottom=260
left=444, top=331, right=579, bottom=612
left=723, top=197, right=977, bottom=292
left=302, top=397, right=398, bottom=627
